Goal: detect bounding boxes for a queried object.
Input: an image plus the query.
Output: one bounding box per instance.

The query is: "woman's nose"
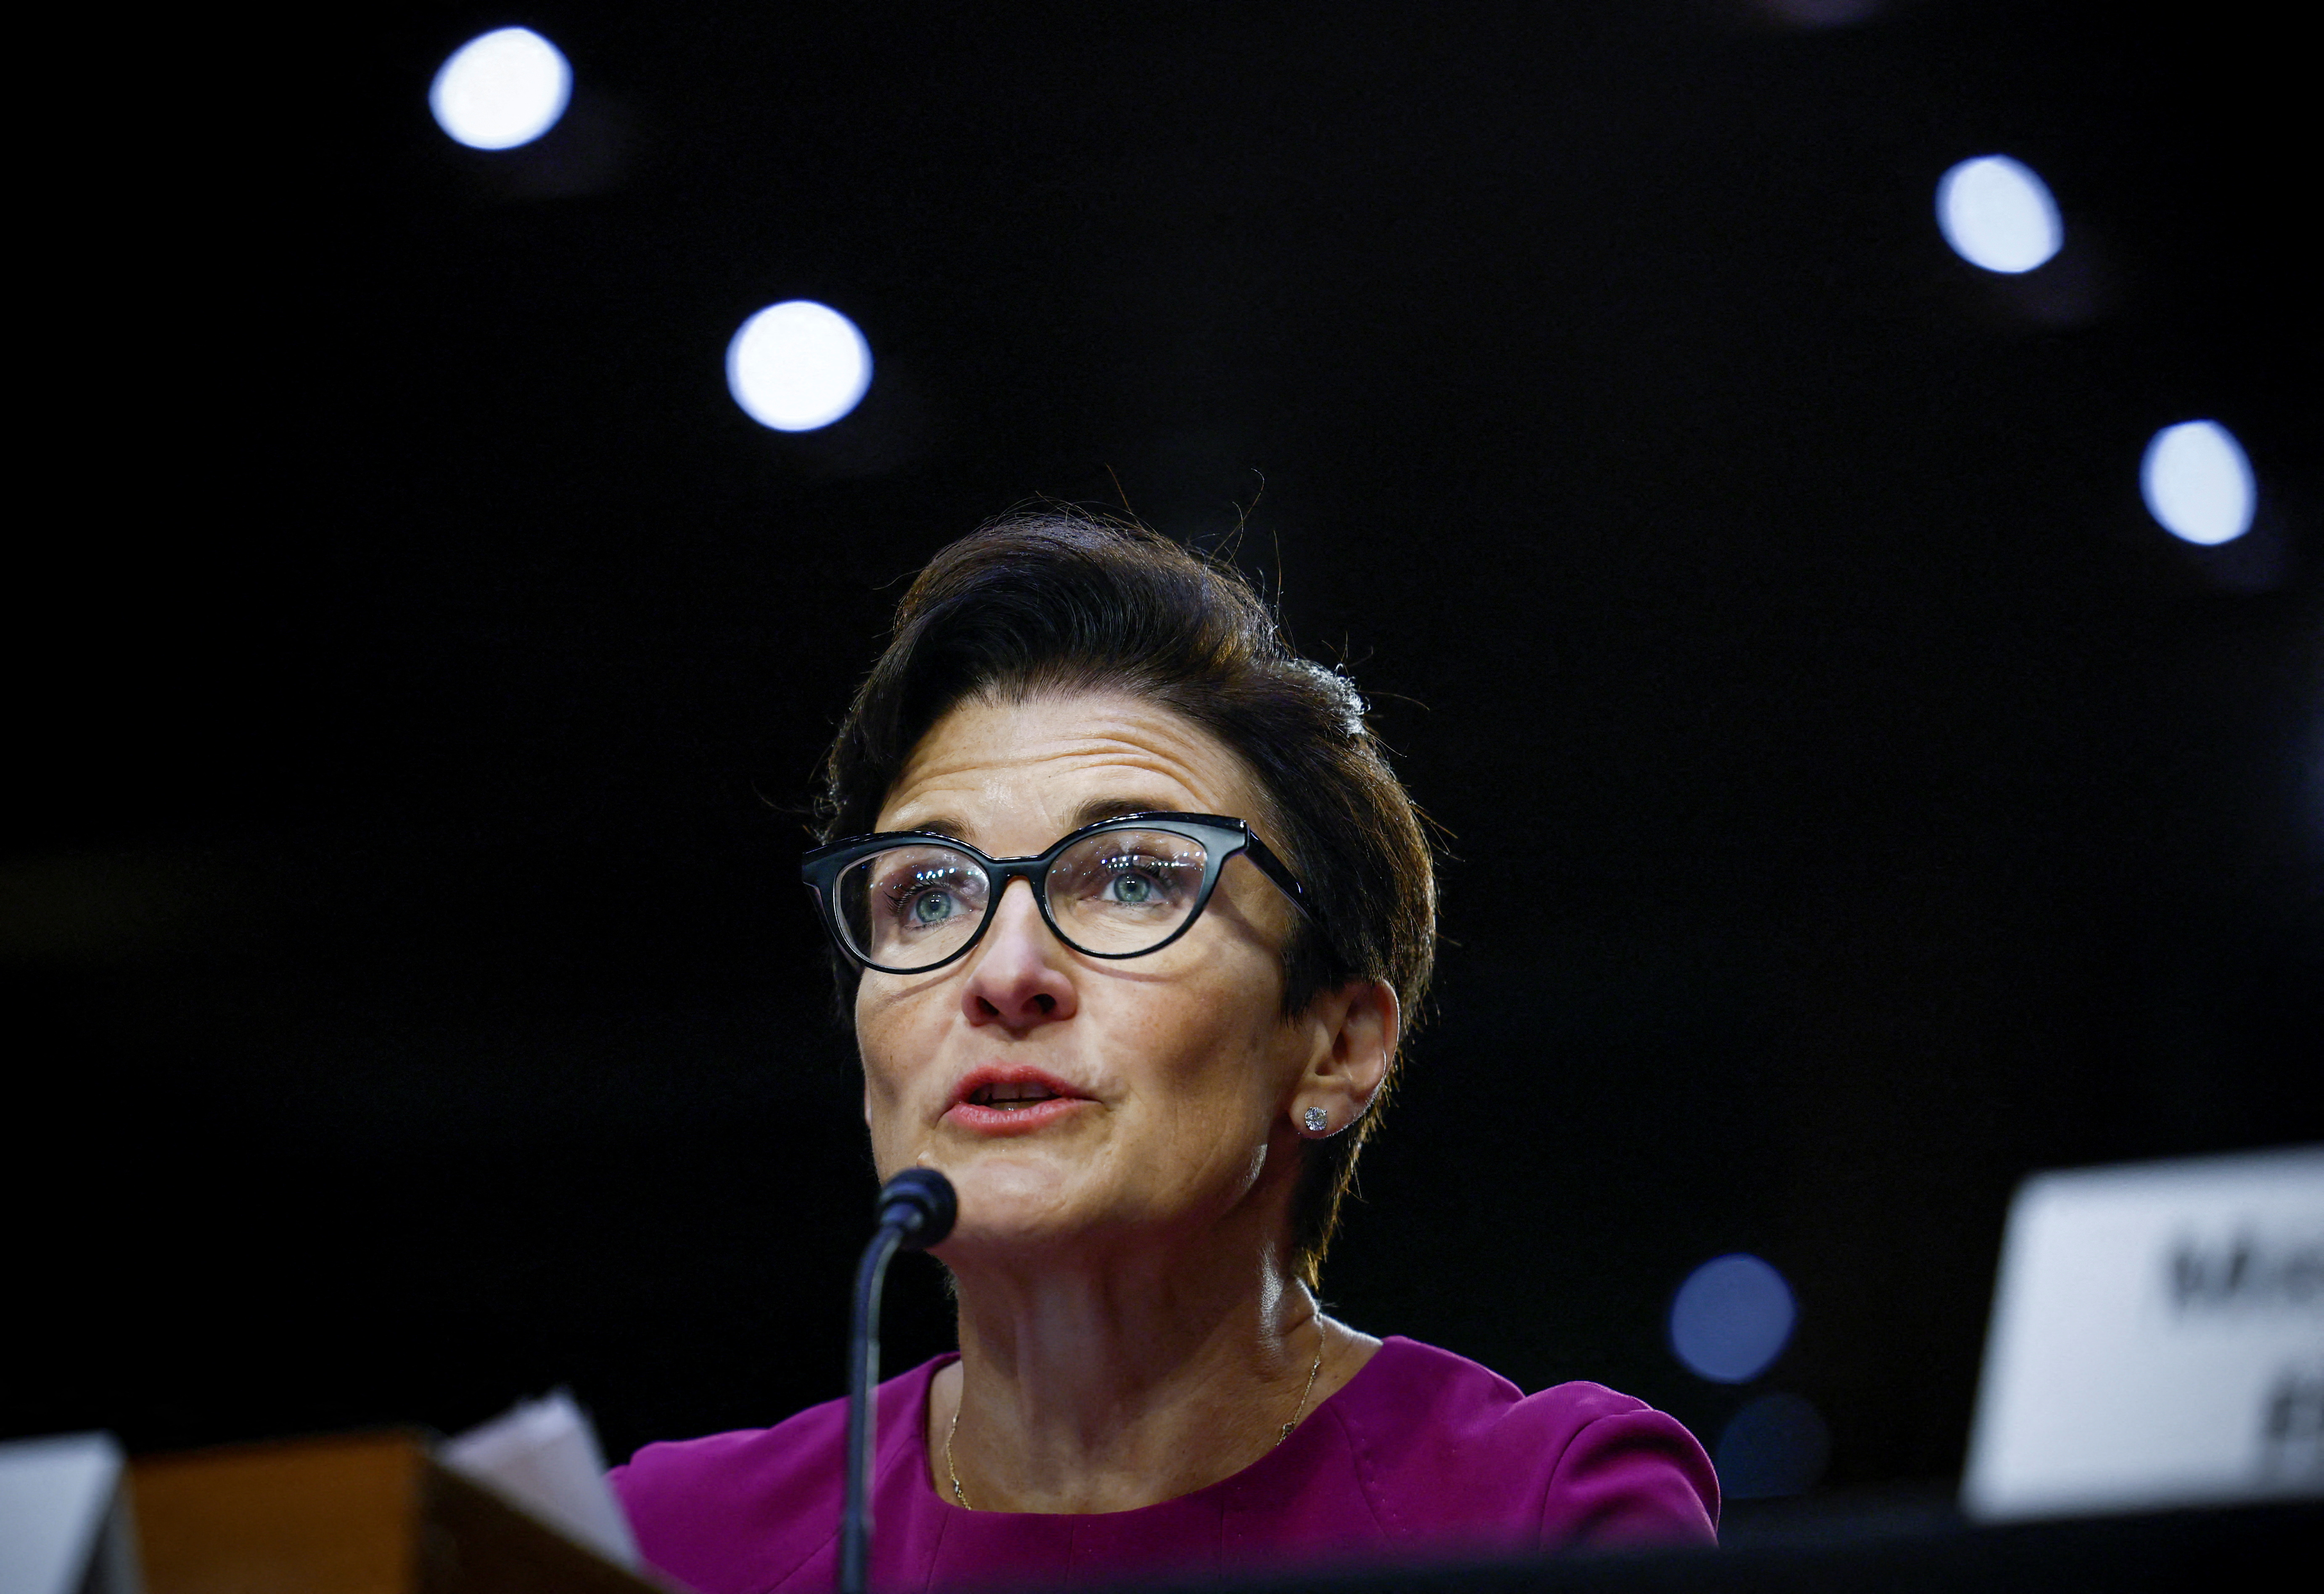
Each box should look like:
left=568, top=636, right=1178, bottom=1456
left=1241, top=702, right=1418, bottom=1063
left=960, top=879, right=1078, bottom=1028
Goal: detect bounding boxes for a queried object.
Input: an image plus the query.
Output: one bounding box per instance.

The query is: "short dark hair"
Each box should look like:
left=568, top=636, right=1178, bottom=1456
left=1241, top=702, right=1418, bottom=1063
left=817, top=510, right=1436, bottom=1286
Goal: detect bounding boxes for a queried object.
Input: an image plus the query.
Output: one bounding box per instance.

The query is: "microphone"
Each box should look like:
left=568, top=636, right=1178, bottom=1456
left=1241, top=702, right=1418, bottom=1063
left=872, top=1167, right=957, bottom=1251
left=841, top=1168, right=957, bottom=1594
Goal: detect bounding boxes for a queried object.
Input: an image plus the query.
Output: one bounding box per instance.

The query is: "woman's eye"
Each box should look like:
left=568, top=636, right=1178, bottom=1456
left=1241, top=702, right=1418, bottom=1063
left=1103, top=872, right=1157, bottom=904
left=1088, top=855, right=1189, bottom=907
left=878, top=863, right=978, bottom=931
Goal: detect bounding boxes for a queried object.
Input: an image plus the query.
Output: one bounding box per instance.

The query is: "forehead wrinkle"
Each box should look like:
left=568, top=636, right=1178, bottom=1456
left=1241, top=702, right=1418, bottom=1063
left=898, top=728, right=1209, bottom=784
left=881, top=752, right=1214, bottom=838
left=877, top=691, right=1276, bottom=844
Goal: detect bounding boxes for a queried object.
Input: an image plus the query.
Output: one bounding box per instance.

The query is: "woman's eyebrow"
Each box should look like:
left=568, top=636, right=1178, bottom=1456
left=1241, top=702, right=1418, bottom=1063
left=889, top=813, right=967, bottom=840
left=1070, top=795, right=1182, bottom=829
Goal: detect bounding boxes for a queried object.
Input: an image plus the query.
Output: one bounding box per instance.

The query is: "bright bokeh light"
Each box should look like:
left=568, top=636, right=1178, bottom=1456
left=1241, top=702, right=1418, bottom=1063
left=430, top=29, right=572, bottom=151
left=2141, top=421, right=2256, bottom=546
left=726, top=301, right=873, bottom=432
left=1936, top=156, right=2063, bottom=274
left=1716, top=1391, right=1832, bottom=1498
left=1670, top=1253, right=1797, bottom=1383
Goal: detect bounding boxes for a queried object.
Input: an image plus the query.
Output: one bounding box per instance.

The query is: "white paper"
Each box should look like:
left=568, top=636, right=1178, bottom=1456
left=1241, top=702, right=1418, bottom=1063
left=439, top=1389, right=641, bottom=1568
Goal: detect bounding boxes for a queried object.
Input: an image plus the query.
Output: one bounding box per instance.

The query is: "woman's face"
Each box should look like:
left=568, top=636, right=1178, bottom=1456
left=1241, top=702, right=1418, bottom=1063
left=857, top=686, right=1320, bottom=1261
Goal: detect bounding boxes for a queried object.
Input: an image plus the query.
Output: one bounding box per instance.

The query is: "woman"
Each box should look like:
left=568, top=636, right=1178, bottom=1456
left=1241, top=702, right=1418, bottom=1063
left=612, top=514, right=1717, bottom=1591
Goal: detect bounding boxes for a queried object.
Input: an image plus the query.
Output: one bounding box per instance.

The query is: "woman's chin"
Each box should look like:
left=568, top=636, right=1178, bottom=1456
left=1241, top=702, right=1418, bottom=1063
left=929, top=1157, right=1113, bottom=1255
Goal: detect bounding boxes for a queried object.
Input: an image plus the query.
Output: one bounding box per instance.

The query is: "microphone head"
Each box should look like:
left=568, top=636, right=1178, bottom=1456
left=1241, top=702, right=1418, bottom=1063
left=874, top=1167, right=957, bottom=1250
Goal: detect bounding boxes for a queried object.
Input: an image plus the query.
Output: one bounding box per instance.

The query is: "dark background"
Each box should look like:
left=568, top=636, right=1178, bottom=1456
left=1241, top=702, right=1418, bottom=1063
left=10, top=0, right=2316, bottom=1504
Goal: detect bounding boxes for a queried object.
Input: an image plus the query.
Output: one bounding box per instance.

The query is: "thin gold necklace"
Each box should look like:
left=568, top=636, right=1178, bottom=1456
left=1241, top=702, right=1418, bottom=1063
left=945, top=1321, right=1327, bottom=1511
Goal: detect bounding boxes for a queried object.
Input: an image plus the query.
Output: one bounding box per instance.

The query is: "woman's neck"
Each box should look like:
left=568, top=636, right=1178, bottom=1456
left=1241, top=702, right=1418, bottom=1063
left=931, top=1220, right=1375, bottom=1513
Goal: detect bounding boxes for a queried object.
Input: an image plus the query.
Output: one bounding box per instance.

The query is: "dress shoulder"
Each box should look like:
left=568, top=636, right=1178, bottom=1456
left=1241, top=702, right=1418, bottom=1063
left=1327, top=1337, right=1719, bottom=1552
left=609, top=1359, right=942, bottom=1594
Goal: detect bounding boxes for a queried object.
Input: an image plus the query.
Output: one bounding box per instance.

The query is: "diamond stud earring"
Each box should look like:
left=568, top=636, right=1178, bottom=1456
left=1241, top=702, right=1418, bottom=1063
left=1303, top=1107, right=1329, bottom=1133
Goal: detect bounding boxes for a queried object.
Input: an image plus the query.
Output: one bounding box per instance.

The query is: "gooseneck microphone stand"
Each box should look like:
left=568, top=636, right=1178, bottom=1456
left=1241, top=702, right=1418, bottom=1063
left=841, top=1168, right=957, bottom=1594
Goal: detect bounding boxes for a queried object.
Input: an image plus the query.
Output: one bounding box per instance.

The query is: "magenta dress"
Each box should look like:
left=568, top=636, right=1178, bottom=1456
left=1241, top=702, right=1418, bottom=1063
left=611, top=1337, right=1719, bottom=1592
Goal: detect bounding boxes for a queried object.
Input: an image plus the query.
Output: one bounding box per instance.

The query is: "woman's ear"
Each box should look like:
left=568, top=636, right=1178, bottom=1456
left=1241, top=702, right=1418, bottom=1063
left=1291, top=978, right=1399, bottom=1137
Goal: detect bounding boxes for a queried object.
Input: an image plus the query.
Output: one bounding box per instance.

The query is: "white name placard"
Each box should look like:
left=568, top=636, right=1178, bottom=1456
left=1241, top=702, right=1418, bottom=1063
left=1963, top=1144, right=2324, bottom=1521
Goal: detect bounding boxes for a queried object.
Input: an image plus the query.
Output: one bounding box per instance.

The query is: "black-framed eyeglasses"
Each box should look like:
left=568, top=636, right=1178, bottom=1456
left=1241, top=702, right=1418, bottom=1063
left=801, top=812, right=1318, bottom=975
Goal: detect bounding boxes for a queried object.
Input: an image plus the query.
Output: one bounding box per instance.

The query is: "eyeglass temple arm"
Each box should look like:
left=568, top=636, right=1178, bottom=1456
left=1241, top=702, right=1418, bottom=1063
left=1240, top=833, right=1322, bottom=927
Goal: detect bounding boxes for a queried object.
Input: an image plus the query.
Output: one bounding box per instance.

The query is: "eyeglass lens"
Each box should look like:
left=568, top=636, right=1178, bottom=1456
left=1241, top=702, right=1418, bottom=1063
left=835, top=828, right=1214, bottom=969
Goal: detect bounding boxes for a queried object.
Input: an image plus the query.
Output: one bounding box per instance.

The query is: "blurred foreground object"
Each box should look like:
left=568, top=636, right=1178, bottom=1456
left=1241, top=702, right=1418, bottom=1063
left=1965, top=1145, right=2324, bottom=1521
left=439, top=1391, right=639, bottom=1570
left=0, top=1432, right=140, bottom=1594
left=127, top=1431, right=656, bottom=1594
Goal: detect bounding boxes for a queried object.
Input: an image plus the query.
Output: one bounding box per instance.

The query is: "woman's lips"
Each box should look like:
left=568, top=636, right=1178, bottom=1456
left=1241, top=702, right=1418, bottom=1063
left=944, top=1065, right=1092, bottom=1135
left=944, top=1095, right=1091, bottom=1134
